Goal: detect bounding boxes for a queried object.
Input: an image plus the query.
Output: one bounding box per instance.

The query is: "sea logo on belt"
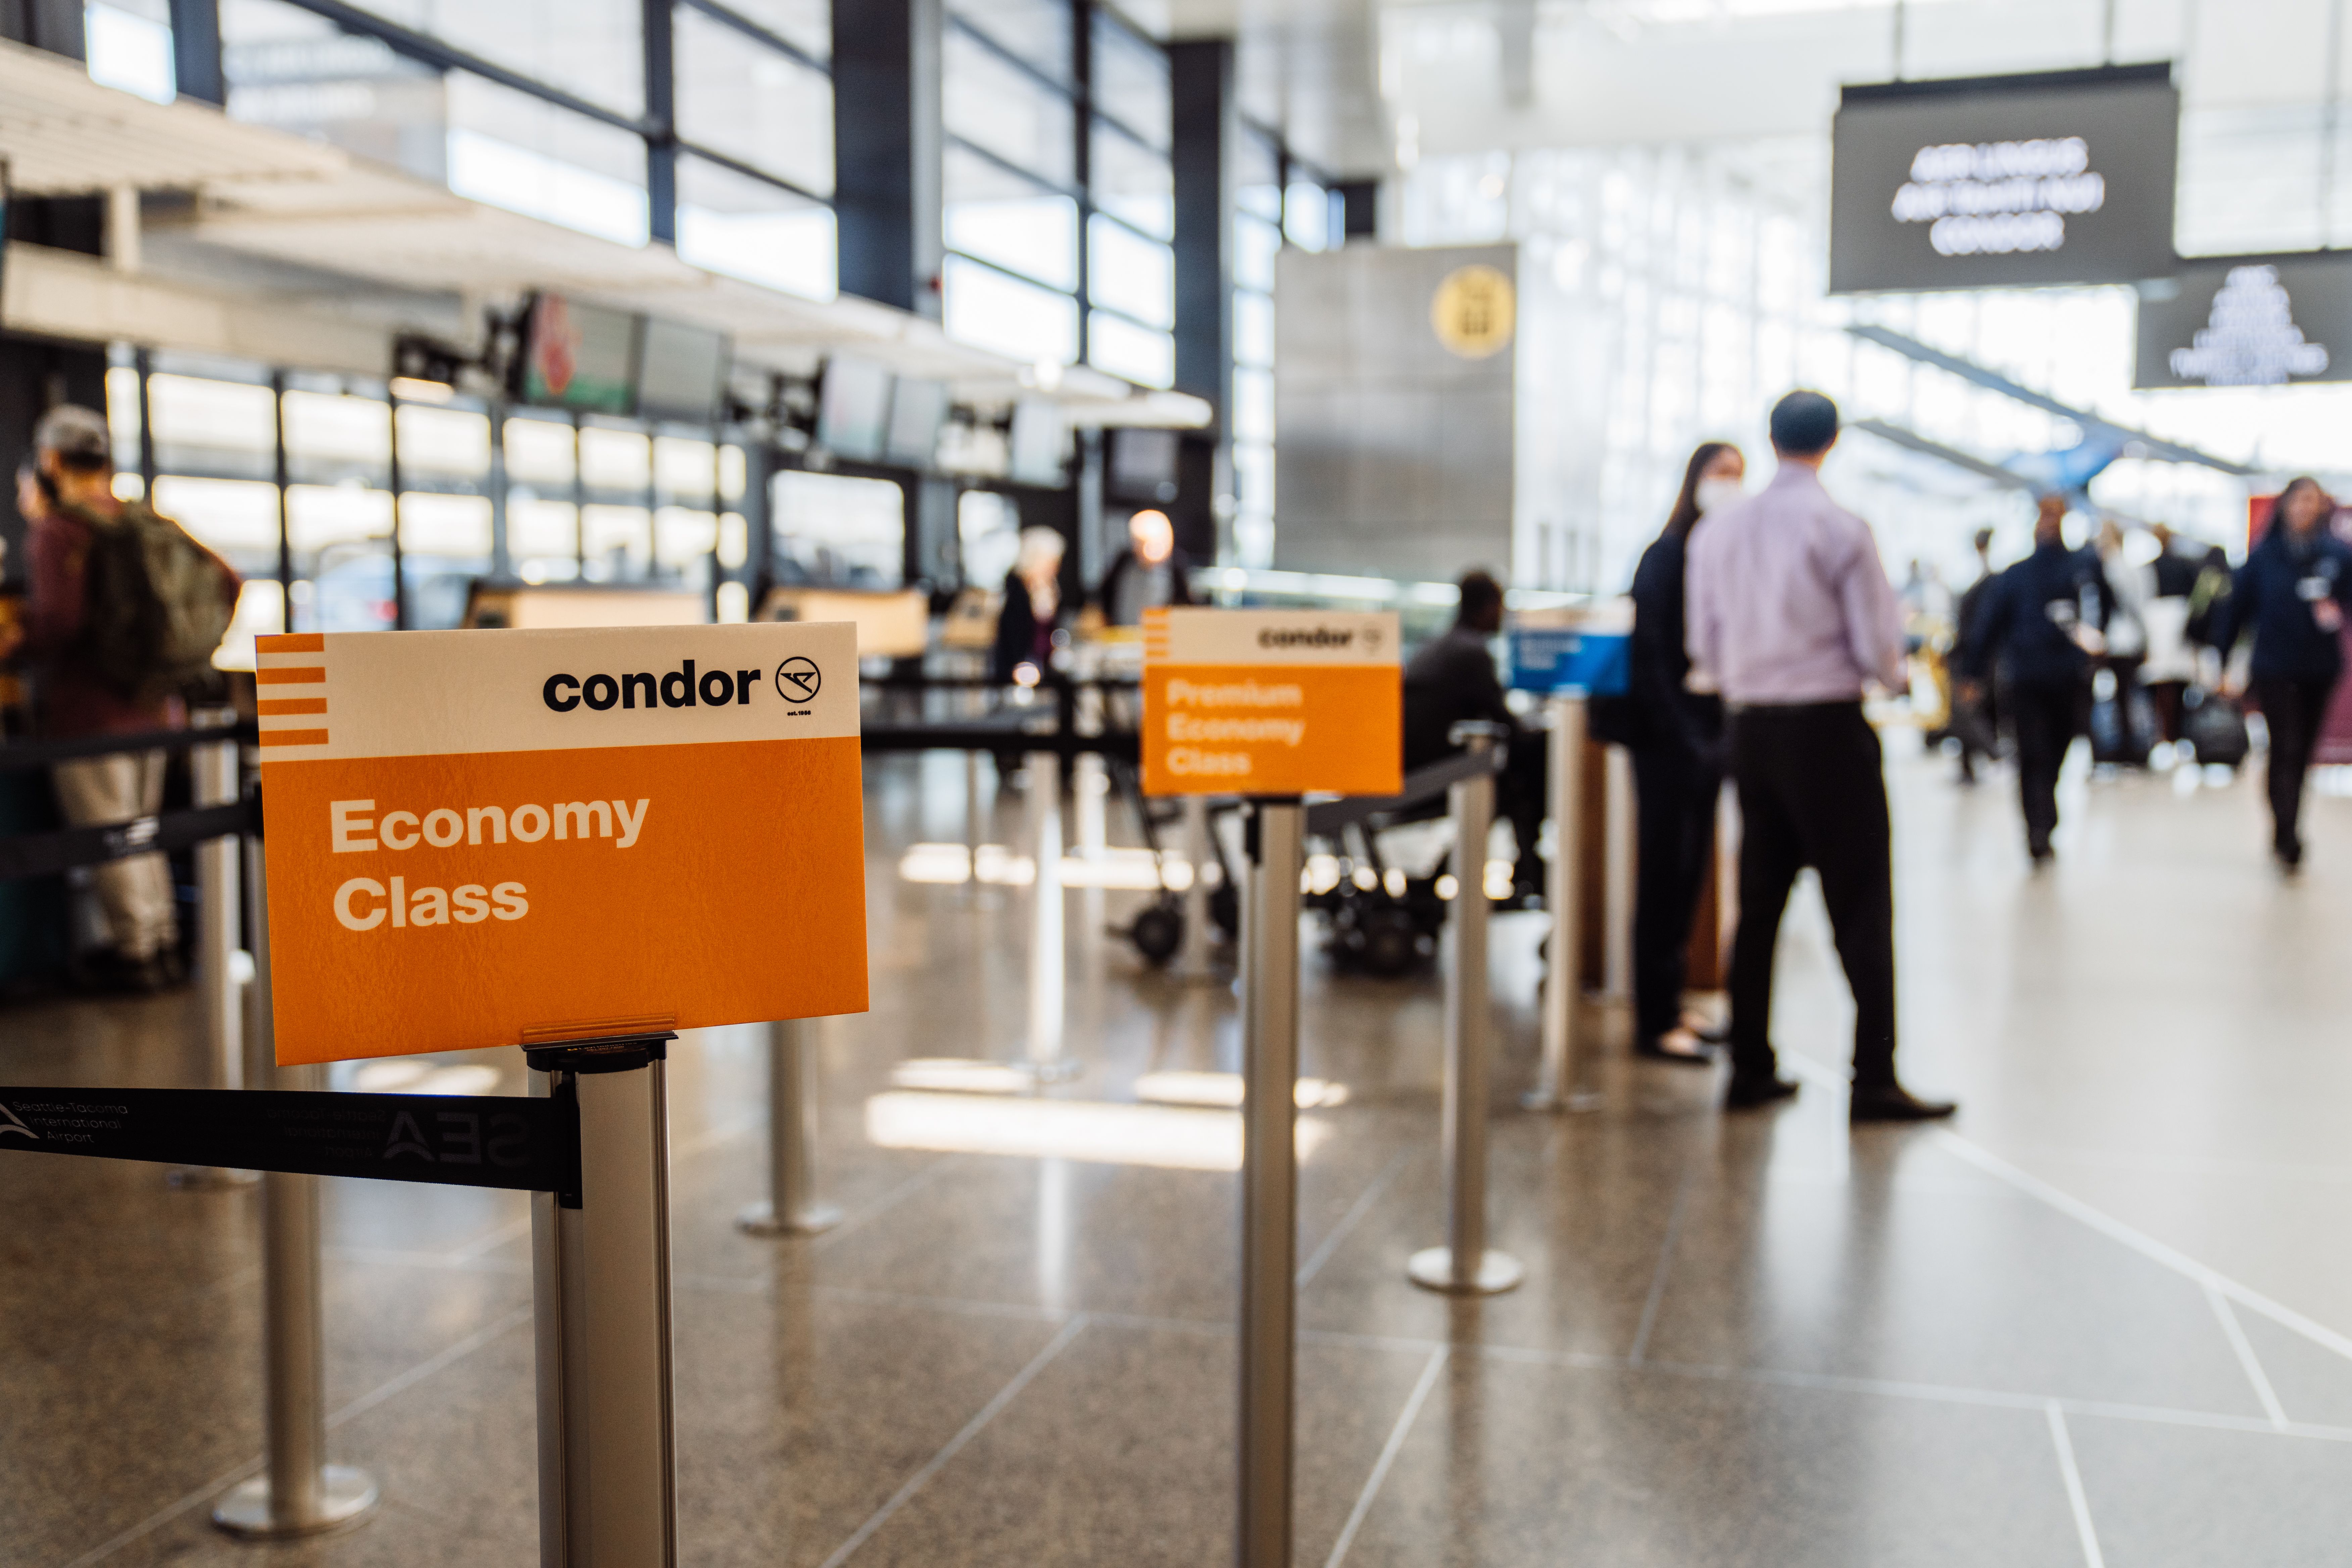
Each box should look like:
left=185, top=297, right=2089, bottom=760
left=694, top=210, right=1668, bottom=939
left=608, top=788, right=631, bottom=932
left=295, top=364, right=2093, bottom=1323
left=0, top=1102, right=39, bottom=1140
left=776, top=657, right=821, bottom=705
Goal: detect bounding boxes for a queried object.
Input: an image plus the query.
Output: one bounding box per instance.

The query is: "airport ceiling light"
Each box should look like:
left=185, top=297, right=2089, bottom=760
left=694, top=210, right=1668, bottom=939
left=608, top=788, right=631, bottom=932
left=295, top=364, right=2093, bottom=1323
left=0, top=37, right=343, bottom=196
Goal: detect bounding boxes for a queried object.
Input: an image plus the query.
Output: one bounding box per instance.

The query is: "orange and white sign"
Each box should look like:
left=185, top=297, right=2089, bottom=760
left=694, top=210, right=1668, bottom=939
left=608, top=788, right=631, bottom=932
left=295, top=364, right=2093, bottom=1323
left=1141, top=608, right=1402, bottom=797
left=255, top=625, right=867, bottom=1065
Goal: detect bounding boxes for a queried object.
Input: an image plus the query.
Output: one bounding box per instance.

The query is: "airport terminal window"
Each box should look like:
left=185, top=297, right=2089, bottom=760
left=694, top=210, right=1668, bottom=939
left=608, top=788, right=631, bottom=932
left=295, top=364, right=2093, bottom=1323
left=699, top=0, right=827, bottom=60
left=772, top=471, right=903, bottom=588
left=312, top=0, right=645, bottom=117
left=223, top=0, right=835, bottom=277
left=85, top=0, right=177, bottom=102
left=674, top=6, right=834, bottom=198
left=946, top=0, right=1072, bottom=88
left=678, top=155, right=838, bottom=300
left=945, top=145, right=1079, bottom=293
left=944, top=29, right=1077, bottom=187
left=444, top=72, right=650, bottom=245
left=941, top=2, right=1175, bottom=382
left=943, top=255, right=1081, bottom=365
left=1089, top=10, right=1168, bottom=152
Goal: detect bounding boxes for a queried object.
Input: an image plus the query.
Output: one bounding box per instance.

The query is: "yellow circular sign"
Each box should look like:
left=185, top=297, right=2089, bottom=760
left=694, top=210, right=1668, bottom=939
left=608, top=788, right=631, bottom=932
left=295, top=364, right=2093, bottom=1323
left=1430, top=264, right=1516, bottom=359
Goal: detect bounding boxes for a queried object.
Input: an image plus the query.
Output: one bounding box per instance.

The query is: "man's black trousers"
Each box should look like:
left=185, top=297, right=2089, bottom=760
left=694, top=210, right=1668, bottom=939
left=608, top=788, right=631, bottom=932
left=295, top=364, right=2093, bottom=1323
left=2254, top=674, right=2341, bottom=857
left=1631, top=741, right=1722, bottom=1045
left=2008, top=679, right=2085, bottom=857
left=1726, top=701, right=1897, bottom=1089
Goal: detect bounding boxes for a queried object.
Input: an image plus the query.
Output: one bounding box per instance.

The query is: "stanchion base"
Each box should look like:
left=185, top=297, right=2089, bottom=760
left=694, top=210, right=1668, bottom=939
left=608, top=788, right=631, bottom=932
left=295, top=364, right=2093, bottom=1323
left=168, top=1165, right=261, bottom=1190
left=1518, top=1089, right=1607, bottom=1114
left=1407, top=1246, right=1525, bottom=1295
left=736, top=1199, right=844, bottom=1237
left=211, top=1466, right=380, bottom=1540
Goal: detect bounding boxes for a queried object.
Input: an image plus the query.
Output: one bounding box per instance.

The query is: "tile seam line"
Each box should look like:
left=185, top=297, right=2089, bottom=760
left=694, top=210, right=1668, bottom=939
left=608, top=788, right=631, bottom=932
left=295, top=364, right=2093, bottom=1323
left=2046, top=1402, right=2108, bottom=1568
left=1297, top=1146, right=1416, bottom=1286
left=1323, top=1343, right=1450, bottom=1568
left=2204, top=1282, right=2291, bottom=1428
left=814, top=1312, right=1091, bottom=1568
left=1925, top=1123, right=2352, bottom=1367
left=808, top=1153, right=966, bottom=1253
left=61, top=1305, right=535, bottom=1568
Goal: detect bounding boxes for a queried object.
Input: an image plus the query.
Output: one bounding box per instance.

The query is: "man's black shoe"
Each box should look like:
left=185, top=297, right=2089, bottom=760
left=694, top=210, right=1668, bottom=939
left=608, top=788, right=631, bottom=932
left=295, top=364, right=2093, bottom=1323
left=1723, top=1074, right=1799, bottom=1110
left=1850, top=1084, right=1958, bottom=1123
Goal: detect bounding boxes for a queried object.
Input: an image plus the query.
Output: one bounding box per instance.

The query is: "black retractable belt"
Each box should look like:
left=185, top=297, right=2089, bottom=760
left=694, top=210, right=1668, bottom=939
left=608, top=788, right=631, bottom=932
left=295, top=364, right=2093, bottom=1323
left=0, top=796, right=261, bottom=881
left=0, top=1085, right=581, bottom=1200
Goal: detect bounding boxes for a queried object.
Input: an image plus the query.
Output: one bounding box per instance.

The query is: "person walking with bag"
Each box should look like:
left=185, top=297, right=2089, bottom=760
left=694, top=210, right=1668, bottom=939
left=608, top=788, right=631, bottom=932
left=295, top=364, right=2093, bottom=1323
left=13, top=406, right=239, bottom=991
left=1684, top=391, right=1955, bottom=1123
left=1954, top=494, right=2108, bottom=866
left=1618, top=441, right=1741, bottom=1064
left=2212, top=477, right=2352, bottom=872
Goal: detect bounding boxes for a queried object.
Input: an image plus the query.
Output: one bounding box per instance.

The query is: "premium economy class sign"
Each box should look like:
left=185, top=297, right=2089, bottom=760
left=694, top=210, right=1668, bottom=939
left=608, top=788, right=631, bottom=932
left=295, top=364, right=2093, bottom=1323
left=1141, top=607, right=1401, bottom=797
left=255, top=625, right=868, bottom=1065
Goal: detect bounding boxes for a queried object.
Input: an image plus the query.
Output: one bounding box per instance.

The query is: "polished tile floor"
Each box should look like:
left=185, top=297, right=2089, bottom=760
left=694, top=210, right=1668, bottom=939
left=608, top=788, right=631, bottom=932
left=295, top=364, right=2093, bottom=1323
left=4, top=736, right=2350, bottom=1566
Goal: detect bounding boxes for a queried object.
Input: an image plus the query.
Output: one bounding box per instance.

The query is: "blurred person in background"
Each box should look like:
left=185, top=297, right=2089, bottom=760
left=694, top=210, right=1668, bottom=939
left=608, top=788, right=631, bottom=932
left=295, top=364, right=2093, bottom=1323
left=2090, top=518, right=2154, bottom=768
left=991, top=525, right=1066, bottom=685
left=2138, top=523, right=2203, bottom=746
left=1096, top=508, right=1194, bottom=627
left=2213, top=477, right=2352, bottom=872
left=1956, top=494, right=2108, bottom=867
left=1619, top=441, right=1740, bottom=1064
left=1403, top=570, right=1545, bottom=899
left=1685, top=390, right=1954, bottom=1123
left=13, top=406, right=238, bottom=992
left=1948, top=528, right=2002, bottom=783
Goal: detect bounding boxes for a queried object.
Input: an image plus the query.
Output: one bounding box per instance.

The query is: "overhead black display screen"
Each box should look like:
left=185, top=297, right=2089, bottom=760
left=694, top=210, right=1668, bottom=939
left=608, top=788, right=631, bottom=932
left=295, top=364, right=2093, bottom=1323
left=1831, top=64, right=2180, bottom=294
left=2136, top=253, right=2352, bottom=389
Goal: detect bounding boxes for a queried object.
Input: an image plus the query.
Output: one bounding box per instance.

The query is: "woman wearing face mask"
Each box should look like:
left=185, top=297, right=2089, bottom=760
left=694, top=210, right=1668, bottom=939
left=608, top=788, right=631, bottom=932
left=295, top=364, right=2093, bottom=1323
left=1623, top=441, right=1744, bottom=1062
left=2213, top=477, right=2352, bottom=871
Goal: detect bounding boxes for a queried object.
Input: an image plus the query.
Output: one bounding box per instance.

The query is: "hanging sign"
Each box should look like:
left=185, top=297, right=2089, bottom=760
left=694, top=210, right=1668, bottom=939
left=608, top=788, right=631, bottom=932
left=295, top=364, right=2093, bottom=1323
left=1830, top=63, right=2179, bottom=293
left=1140, top=608, right=1402, bottom=797
left=255, top=625, right=868, bottom=1065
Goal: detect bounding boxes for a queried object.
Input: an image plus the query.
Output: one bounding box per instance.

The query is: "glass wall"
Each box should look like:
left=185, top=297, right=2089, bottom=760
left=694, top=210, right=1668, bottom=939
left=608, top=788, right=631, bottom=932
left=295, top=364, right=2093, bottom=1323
left=1229, top=125, right=1333, bottom=568
left=1396, top=137, right=2335, bottom=599
left=942, top=1, right=1176, bottom=386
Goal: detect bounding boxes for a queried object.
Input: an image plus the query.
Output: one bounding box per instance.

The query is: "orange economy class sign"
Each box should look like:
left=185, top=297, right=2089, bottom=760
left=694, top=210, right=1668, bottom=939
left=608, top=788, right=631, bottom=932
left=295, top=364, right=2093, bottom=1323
left=254, top=624, right=868, bottom=1066
left=1141, top=607, right=1402, bottom=797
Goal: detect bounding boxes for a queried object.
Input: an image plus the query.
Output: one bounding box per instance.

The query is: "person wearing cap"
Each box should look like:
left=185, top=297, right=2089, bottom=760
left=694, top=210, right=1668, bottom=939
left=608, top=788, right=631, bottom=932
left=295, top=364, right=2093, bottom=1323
left=15, top=404, right=239, bottom=992
left=1684, top=390, right=1956, bottom=1124
left=1096, top=508, right=1195, bottom=627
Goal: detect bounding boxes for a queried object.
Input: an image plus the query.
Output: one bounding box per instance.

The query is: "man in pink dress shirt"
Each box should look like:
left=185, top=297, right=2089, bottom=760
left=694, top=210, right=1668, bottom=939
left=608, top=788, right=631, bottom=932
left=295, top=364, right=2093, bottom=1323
left=1685, top=390, right=1956, bottom=1124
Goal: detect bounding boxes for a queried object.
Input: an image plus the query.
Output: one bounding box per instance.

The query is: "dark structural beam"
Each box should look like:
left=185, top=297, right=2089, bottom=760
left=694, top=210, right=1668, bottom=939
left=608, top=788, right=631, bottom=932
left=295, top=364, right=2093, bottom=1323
left=1168, top=38, right=1235, bottom=566
left=832, top=0, right=943, bottom=317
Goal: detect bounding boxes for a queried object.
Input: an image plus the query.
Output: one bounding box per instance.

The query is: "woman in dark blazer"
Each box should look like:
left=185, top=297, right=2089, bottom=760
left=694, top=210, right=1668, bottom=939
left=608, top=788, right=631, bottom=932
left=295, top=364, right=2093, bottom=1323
left=1626, top=441, right=1742, bottom=1062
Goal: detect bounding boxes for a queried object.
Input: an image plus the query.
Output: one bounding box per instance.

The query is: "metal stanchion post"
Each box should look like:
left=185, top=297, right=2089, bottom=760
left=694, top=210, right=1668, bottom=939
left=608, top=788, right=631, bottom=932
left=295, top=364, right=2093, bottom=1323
left=737, top=1018, right=842, bottom=1236
left=1409, top=724, right=1525, bottom=1296
left=1176, top=794, right=1214, bottom=977
left=214, top=839, right=381, bottom=1540
left=1237, top=798, right=1302, bottom=1568
left=1023, top=748, right=1075, bottom=1080
left=965, top=749, right=987, bottom=888
left=174, top=720, right=258, bottom=1189
left=1524, top=692, right=1602, bottom=1113
left=1602, top=745, right=1635, bottom=1002
left=530, top=1033, right=678, bottom=1568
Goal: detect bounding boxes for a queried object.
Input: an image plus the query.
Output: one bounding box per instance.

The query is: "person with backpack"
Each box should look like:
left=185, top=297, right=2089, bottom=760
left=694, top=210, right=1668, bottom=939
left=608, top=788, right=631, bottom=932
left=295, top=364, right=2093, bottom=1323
left=2212, top=476, right=2352, bottom=872
left=1955, top=493, right=2109, bottom=867
left=14, top=404, right=240, bottom=991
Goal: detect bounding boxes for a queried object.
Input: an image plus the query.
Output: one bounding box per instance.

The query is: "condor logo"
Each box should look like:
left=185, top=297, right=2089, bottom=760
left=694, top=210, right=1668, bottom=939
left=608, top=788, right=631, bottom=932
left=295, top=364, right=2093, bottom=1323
left=542, top=658, right=778, bottom=713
